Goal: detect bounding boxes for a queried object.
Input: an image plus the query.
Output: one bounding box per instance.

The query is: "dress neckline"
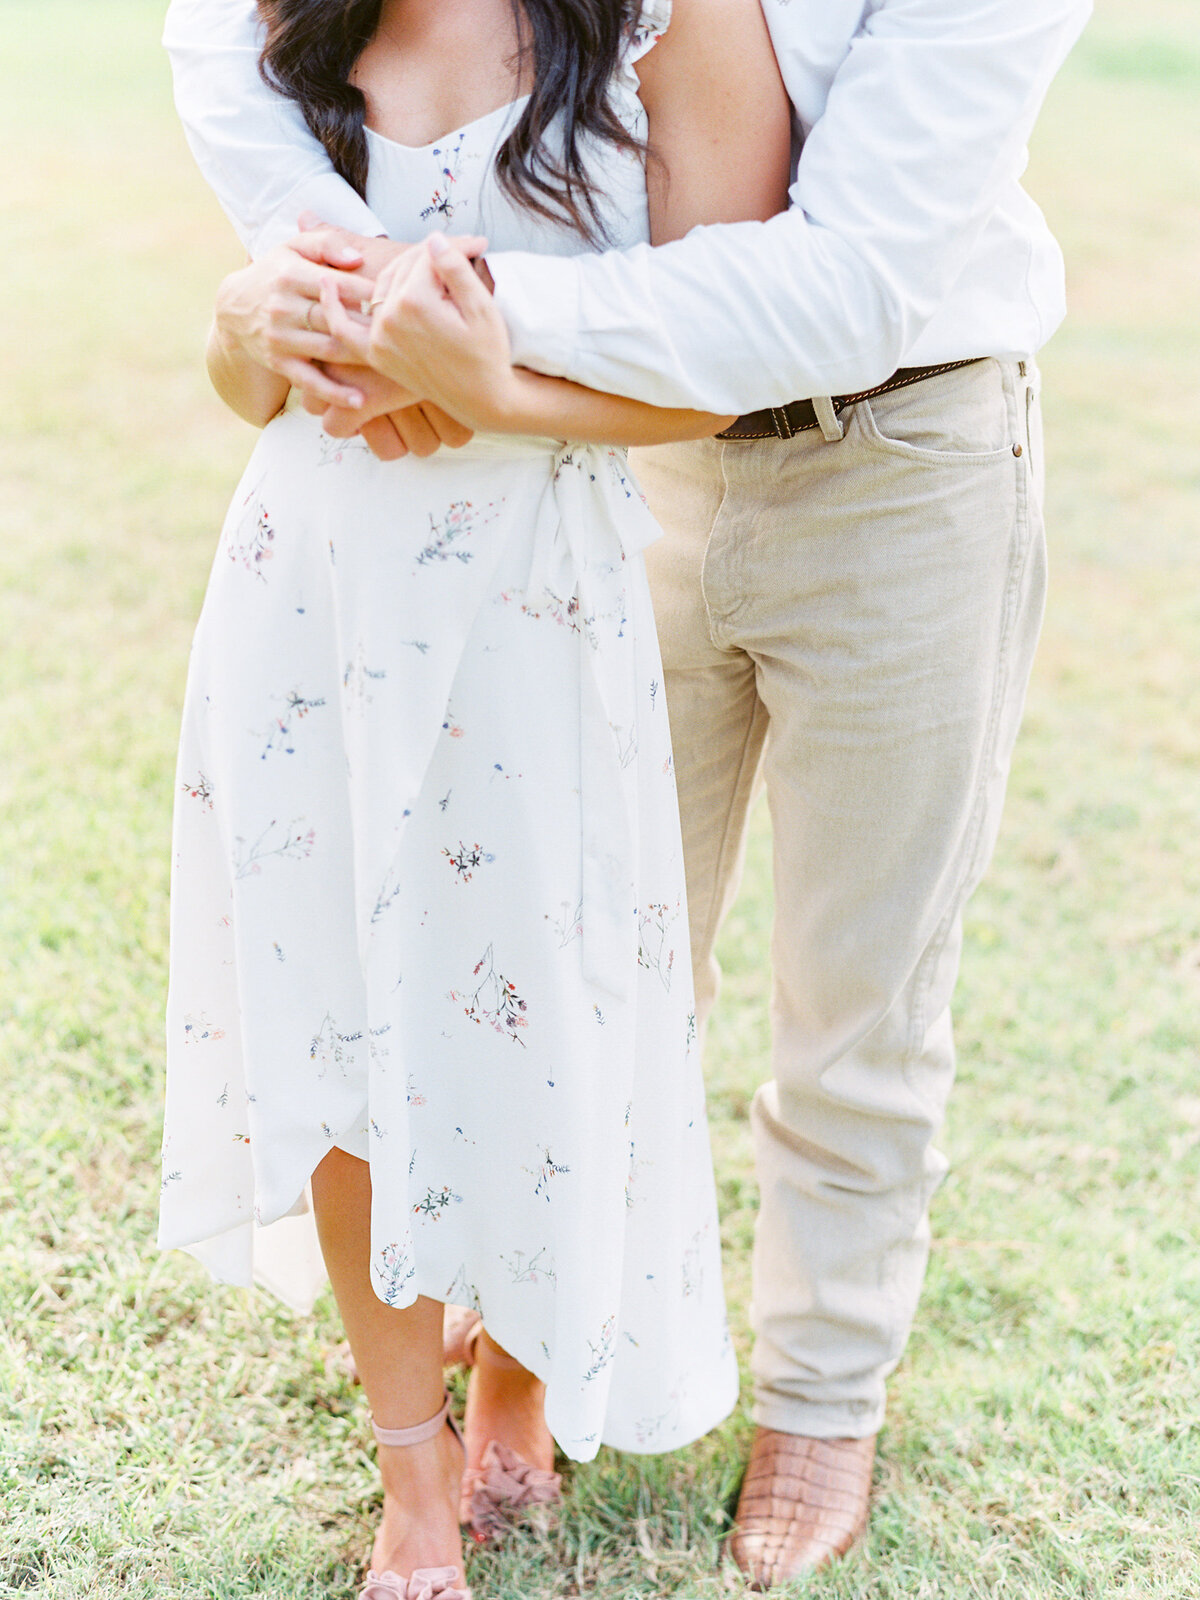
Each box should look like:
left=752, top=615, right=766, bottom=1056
left=364, top=92, right=533, bottom=154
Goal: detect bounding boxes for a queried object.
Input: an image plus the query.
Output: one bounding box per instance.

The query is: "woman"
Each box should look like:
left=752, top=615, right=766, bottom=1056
left=158, top=0, right=790, bottom=1592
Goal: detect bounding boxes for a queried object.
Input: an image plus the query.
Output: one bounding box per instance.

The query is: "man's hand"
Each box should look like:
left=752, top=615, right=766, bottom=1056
left=214, top=230, right=380, bottom=407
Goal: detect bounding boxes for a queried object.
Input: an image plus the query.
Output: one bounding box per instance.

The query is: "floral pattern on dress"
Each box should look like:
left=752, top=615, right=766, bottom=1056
left=448, top=945, right=530, bottom=1045
left=636, top=899, right=681, bottom=990
left=375, top=1240, right=417, bottom=1305
left=226, top=485, right=276, bottom=579
left=256, top=689, right=326, bottom=760
left=181, top=772, right=214, bottom=809
left=421, top=130, right=468, bottom=221
left=232, top=818, right=315, bottom=878
left=416, top=499, right=499, bottom=567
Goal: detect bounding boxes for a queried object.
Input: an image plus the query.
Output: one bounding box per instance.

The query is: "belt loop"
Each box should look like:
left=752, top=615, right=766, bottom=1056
left=813, top=395, right=844, bottom=443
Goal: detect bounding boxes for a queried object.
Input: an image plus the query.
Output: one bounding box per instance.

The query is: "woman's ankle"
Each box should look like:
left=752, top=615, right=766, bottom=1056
left=464, top=1346, right=553, bottom=1474
left=372, top=1428, right=465, bottom=1575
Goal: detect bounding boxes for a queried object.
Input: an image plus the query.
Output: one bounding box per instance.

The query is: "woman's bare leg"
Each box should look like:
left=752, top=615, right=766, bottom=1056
left=462, top=1327, right=555, bottom=1518
left=311, top=1147, right=465, bottom=1579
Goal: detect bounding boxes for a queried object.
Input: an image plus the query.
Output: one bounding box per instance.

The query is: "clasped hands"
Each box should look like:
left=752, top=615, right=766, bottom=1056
left=217, top=213, right=519, bottom=459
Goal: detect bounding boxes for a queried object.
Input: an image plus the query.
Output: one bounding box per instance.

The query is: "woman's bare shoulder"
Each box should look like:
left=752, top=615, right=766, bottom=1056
left=636, top=0, right=786, bottom=115
left=643, top=0, right=779, bottom=67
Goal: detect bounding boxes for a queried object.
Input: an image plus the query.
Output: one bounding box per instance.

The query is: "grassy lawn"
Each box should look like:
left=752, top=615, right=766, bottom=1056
left=1, top=2, right=1197, bottom=1595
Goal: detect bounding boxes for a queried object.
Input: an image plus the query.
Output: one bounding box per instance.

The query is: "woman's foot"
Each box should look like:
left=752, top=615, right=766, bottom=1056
left=460, top=1328, right=560, bottom=1536
left=370, top=1418, right=467, bottom=1587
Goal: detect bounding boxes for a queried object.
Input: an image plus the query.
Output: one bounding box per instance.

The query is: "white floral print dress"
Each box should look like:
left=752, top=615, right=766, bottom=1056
left=158, top=0, right=737, bottom=1461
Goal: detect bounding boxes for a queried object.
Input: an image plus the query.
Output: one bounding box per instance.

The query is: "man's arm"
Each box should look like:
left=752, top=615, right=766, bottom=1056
left=487, top=0, right=1092, bottom=414
left=164, top=0, right=387, bottom=255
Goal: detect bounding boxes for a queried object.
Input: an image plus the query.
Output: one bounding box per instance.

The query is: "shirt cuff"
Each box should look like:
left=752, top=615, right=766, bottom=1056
left=249, top=170, right=389, bottom=258
left=488, top=252, right=584, bottom=379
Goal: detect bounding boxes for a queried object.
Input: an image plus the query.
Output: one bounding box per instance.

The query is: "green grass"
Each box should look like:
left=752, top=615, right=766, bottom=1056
left=2, top=2, right=1198, bottom=1595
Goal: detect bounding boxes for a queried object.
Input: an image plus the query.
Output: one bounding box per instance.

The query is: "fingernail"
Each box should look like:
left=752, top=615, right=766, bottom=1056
left=427, top=233, right=447, bottom=255
left=336, top=247, right=361, bottom=264
left=347, top=391, right=365, bottom=408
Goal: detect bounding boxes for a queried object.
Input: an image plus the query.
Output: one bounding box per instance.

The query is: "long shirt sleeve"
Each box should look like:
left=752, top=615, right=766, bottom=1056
left=488, top=0, right=1093, bottom=412
left=163, top=0, right=387, bottom=255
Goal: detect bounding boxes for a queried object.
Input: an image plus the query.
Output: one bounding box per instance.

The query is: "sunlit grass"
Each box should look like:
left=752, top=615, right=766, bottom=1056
left=2, top=2, right=1198, bottom=1595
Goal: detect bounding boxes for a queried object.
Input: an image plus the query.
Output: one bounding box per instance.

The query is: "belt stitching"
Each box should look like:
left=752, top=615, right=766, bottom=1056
left=723, top=358, right=983, bottom=441
left=833, top=358, right=979, bottom=413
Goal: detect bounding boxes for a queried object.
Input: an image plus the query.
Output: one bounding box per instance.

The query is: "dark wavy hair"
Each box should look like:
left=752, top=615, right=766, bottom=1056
left=257, top=0, right=645, bottom=241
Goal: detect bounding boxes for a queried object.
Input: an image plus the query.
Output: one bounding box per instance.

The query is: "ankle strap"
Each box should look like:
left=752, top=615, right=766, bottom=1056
left=371, top=1393, right=452, bottom=1449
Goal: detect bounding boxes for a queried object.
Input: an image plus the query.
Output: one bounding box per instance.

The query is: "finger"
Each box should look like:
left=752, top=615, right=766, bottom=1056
left=277, top=358, right=365, bottom=409
left=291, top=296, right=352, bottom=342
left=412, top=244, right=466, bottom=312
left=372, top=248, right=421, bottom=312
left=290, top=227, right=364, bottom=271
left=323, top=361, right=420, bottom=412
left=425, top=235, right=488, bottom=322
left=321, top=278, right=373, bottom=362
left=263, top=322, right=357, bottom=367
left=383, top=255, right=463, bottom=346
left=390, top=404, right=443, bottom=458
left=361, top=415, right=409, bottom=461
left=322, top=404, right=366, bottom=438
left=277, top=249, right=376, bottom=304
left=447, top=234, right=489, bottom=259
left=296, top=265, right=378, bottom=305
left=420, top=402, right=474, bottom=449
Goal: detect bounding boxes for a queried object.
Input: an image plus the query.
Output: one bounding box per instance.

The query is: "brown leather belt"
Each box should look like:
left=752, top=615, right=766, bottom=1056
left=715, top=359, right=985, bottom=440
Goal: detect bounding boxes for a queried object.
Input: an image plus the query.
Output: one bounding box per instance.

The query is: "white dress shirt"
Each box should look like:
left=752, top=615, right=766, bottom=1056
left=164, top=0, right=1091, bottom=413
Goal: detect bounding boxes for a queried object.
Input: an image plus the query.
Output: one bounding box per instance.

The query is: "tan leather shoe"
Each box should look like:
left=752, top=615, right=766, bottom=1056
left=728, top=1428, right=875, bottom=1589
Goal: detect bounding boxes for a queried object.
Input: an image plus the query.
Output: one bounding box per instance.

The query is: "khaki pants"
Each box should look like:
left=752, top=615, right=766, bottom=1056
left=633, top=357, right=1046, bottom=1437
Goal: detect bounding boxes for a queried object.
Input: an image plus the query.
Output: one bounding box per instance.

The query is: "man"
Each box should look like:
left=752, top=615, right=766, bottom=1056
left=164, top=0, right=1091, bottom=1582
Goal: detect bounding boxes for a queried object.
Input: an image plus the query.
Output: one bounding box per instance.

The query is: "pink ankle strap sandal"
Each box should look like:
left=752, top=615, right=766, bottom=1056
left=361, top=1395, right=470, bottom=1600
left=370, top=1392, right=464, bottom=1451
left=360, top=1570, right=468, bottom=1600
left=460, top=1325, right=563, bottom=1543
left=465, top=1440, right=562, bottom=1543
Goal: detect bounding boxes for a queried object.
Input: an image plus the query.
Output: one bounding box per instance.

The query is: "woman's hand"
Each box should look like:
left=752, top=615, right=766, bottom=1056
left=322, top=235, right=520, bottom=432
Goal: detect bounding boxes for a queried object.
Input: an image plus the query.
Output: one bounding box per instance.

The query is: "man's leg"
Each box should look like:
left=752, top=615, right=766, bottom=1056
left=635, top=439, right=770, bottom=1041
left=705, top=360, right=1046, bottom=1580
